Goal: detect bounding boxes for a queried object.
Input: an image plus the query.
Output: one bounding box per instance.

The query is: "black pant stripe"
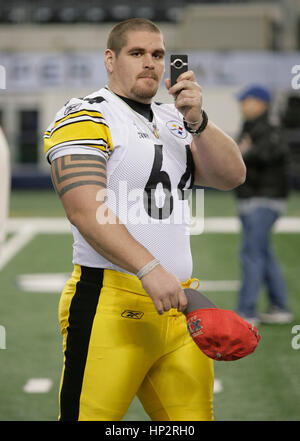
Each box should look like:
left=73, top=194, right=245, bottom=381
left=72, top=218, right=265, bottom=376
left=59, top=266, right=104, bottom=421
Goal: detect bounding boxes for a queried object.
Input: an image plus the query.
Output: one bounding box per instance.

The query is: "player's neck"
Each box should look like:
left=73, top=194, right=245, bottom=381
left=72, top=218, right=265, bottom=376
left=117, top=95, right=153, bottom=122
left=105, top=86, right=153, bottom=122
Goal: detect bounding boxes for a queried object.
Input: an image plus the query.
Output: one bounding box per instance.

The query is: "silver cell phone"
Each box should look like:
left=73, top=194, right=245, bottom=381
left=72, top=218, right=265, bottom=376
left=170, top=55, right=188, bottom=87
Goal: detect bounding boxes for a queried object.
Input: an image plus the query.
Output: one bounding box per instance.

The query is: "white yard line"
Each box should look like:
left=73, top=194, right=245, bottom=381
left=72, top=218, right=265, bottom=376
left=16, top=273, right=240, bottom=293
left=5, top=216, right=300, bottom=235
left=0, top=218, right=71, bottom=270
left=6, top=217, right=71, bottom=234
left=23, top=378, right=53, bottom=393
left=213, top=379, right=223, bottom=394
left=0, top=226, right=36, bottom=270
left=16, top=273, right=70, bottom=293
left=201, top=217, right=300, bottom=233
left=1, top=216, right=299, bottom=271
left=199, top=280, right=240, bottom=291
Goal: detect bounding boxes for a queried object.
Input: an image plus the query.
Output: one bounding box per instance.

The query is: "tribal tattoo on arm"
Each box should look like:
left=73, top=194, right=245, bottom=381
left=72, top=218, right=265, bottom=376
left=51, top=154, right=107, bottom=198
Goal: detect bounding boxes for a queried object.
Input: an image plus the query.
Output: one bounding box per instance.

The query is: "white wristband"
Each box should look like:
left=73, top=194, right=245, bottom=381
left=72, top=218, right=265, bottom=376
left=137, top=259, right=160, bottom=280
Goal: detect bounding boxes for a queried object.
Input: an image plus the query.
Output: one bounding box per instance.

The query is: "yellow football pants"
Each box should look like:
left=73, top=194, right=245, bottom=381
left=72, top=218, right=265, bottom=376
left=58, top=265, right=214, bottom=421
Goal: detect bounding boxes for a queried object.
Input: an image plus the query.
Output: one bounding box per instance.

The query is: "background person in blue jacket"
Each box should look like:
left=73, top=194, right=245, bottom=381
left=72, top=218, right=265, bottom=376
left=235, top=85, right=293, bottom=325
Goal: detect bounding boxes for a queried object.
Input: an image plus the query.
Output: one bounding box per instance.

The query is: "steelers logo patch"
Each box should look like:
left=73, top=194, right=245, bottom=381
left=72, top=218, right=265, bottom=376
left=166, top=121, right=187, bottom=139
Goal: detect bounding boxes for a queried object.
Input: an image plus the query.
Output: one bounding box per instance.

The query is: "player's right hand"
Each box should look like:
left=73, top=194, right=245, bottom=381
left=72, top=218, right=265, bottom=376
left=140, top=265, right=187, bottom=315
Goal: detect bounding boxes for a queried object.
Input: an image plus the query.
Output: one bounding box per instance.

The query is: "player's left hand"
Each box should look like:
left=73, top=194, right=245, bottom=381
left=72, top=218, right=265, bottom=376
left=165, top=71, right=203, bottom=129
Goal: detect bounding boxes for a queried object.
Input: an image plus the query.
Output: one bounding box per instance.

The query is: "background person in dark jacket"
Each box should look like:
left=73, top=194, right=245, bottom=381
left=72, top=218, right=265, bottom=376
left=235, top=85, right=293, bottom=325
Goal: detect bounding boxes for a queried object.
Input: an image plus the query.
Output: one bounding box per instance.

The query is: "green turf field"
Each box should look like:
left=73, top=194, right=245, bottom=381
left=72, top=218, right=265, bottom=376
left=1, top=189, right=300, bottom=421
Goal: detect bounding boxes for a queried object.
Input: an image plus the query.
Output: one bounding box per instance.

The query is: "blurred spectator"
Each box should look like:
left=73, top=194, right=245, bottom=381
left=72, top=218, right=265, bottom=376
left=280, top=94, right=300, bottom=190
left=234, top=85, right=293, bottom=325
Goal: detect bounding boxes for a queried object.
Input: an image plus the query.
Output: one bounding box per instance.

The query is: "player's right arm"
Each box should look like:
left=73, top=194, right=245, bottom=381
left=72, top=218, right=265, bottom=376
left=51, top=153, right=187, bottom=315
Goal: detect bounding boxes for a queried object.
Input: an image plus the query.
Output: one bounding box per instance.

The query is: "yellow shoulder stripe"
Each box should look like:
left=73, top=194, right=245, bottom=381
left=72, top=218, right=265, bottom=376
left=54, top=109, right=105, bottom=130
left=50, top=120, right=109, bottom=144
left=44, top=119, right=113, bottom=155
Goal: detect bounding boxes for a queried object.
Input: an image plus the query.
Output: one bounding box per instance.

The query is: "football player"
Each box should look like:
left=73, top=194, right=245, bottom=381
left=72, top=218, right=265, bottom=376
left=44, top=18, right=246, bottom=421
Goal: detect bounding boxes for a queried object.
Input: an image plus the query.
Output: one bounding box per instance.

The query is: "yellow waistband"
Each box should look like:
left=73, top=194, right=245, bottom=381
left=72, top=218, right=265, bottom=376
left=72, top=264, right=200, bottom=295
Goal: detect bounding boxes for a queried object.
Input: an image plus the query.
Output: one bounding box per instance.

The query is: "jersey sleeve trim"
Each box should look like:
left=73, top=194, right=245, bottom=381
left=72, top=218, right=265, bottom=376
left=53, top=109, right=106, bottom=130
left=44, top=109, right=113, bottom=162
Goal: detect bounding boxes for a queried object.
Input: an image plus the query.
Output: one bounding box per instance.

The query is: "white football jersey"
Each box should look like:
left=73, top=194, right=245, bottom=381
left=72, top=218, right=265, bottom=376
left=44, top=87, right=195, bottom=281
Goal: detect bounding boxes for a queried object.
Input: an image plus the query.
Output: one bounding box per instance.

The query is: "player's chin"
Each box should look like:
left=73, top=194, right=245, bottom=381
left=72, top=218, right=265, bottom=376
left=132, top=84, right=158, bottom=101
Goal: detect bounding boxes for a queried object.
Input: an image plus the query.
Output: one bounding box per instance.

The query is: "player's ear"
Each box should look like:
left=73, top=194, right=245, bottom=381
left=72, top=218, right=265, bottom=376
left=104, top=49, right=115, bottom=74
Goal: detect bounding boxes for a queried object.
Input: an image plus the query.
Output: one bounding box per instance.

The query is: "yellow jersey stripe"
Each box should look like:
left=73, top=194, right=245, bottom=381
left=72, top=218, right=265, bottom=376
left=53, top=110, right=105, bottom=130
left=50, top=118, right=108, bottom=137
left=50, top=120, right=108, bottom=144
left=44, top=138, right=109, bottom=155
left=44, top=119, right=113, bottom=156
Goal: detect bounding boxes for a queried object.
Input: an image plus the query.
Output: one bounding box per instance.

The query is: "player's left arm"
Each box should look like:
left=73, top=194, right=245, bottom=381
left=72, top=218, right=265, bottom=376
left=165, top=72, right=246, bottom=190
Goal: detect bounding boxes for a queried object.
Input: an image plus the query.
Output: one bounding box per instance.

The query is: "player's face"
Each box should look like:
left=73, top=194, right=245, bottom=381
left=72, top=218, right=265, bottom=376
left=106, top=30, right=165, bottom=103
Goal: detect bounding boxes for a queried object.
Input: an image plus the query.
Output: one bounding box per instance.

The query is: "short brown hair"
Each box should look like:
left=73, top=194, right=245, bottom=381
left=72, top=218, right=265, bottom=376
left=106, top=18, right=162, bottom=56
